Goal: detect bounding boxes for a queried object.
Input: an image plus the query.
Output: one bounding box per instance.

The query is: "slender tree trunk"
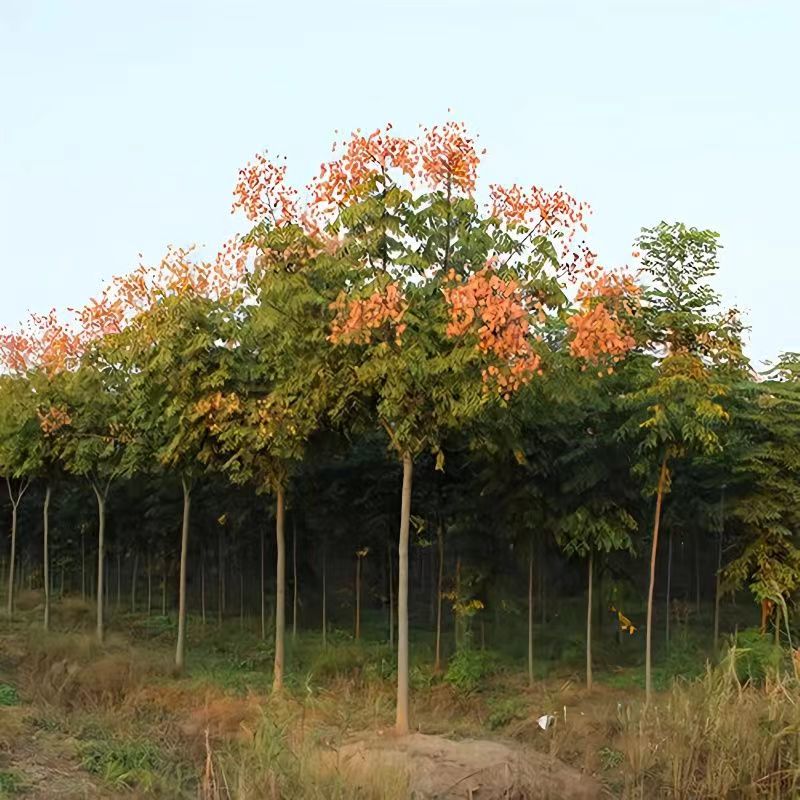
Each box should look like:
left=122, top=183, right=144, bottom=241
left=175, top=477, right=192, bottom=673
left=396, top=452, right=413, bottom=735
left=161, top=562, right=167, bottom=616
left=528, top=537, right=534, bottom=688
left=321, top=537, right=327, bottom=649
left=355, top=555, right=362, bottom=640
left=131, top=551, right=139, bottom=613
left=454, top=555, right=462, bottom=651
left=292, top=517, right=298, bottom=641
left=434, top=522, right=444, bottom=672
left=81, top=529, right=86, bottom=601
left=239, top=565, right=244, bottom=630
left=665, top=529, right=673, bottom=650
left=146, top=550, right=152, bottom=617
left=200, top=550, right=206, bottom=625
left=586, top=550, right=594, bottom=691
left=646, top=454, right=669, bottom=704
left=273, top=486, right=286, bottom=693
left=116, top=549, right=122, bottom=611
left=694, top=535, right=701, bottom=615
left=260, top=524, right=266, bottom=640
left=388, top=544, right=394, bottom=651
left=5, top=478, right=29, bottom=618
left=92, top=483, right=107, bottom=643
left=41, top=484, right=52, bottom=631
left=218, top=528, right=224, bottom=626
left=713, top=488, right=725, bottom=649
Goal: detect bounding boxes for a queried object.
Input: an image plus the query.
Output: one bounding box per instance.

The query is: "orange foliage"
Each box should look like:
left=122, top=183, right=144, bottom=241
left=0, top=309, right=82, bottom=376
left=38, top=405, right=72, bottom=436
left=489, top=183, right=592, bottom=271
left=567, top=271, right=639, bottom=366
left=231, top=153, right=299, bottom=224
left=443, top=268, right=542, bottom=397
left=419, top=121, right=481, bottom=195
left=329, top=283, right=407, bottom=345
left=311, top=124, right=418, bottom=212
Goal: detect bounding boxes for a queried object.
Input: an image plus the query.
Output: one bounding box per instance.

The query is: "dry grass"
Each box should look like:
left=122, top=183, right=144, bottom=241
left=616, top=665, right=800, bottom=799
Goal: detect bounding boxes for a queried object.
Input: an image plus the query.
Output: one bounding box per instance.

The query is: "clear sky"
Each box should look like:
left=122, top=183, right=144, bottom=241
left=1, top=1, right=797, bottom=366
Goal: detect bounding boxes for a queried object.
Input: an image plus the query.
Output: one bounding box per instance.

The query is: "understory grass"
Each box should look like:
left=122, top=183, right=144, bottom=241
left=0, top=596, right=798, bottom=798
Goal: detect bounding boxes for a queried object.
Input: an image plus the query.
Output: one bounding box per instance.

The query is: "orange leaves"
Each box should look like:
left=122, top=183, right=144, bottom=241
left=489, top=183, right=592, bottom=269
left=195, top=391, right=242, bottom=434
left=232, top=153, right=299, bottom=224
left=38, top=404, right=71, bottom=436
left=443, top=268, right=542, bottom=396
left=311, top=124, right=418, bottom=211
left=329, top=283, right=407, bottom=345
left=567, top=271, right=640, bottom=366
left=0, top=309, right=82, bottom=377
left=419, top=121, right=480, bottom=195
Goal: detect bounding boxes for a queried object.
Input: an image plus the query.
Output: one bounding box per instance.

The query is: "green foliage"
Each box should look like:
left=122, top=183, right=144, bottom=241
left=79, top=736, right=169, bottom=791
left=0, top=770, right=23, bottom=797
left=444, top=648, right=497, bottom=692
left=486, top=696, right=527, bottom=730
left=0, top=683, right=19, bottom=706
left=725, top=628, right=784, bottom=684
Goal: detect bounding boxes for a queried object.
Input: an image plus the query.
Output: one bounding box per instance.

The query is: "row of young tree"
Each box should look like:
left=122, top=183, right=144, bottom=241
left=2, top=122, right=799, bottom=731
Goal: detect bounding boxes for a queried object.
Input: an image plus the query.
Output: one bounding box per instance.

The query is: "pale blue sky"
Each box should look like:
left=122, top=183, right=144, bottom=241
left=1, top=1, right=797, bottom=365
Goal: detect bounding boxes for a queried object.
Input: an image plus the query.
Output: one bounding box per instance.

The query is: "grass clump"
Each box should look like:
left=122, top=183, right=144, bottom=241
left=79, top=735, right=173, bottom=792
left=0, top=683, right=19, bottom=707
left=725, top=627, right=784, bottom=683
left=0, top=770, right=23, bottom=797
left=444, top=648, right=497, bottom=692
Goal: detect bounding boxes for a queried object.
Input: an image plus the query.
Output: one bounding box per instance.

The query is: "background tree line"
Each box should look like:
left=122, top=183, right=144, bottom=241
left=2, top=122, right=799, bottom=733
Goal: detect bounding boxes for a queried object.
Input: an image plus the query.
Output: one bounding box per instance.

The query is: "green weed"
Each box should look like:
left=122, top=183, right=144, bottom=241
left=0, top=683, right=19, bottom=707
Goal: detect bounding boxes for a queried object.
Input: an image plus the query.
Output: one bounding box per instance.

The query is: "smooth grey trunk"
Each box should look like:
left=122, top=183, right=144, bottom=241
left=292, top=518, right=298, bottom=641
left=321, top=539, right=327, bottom=648
left=175, top=477, right=191, bottom=673
left=694, top=535, right=701, bottom=614
left=665, top=529, right=673, bottom=649
left=218, top=528, right=224, bottom=626
left=454, top=555, right=462, bottom=651
left=147, top=551, right=152, bottom=617
left=131, top=551, right=139, bottom=613
left=713, top=487, right=725, bottom=649
left=43, top=484, right=52, bottom=631
left=5, top=477, right=30, bottom=618
left=239, top=566, right=244, bottom=629
left=646, top=455, right=669, bottom=704
left=528, top=538, right=534, bottom=688
left=586, top=550, right=593, bottom=691
left=116, top=549, right=121, bottom=610
left=201, top=550, right=206, bottom=625
left=395, top=452, right=413, bottom=735
left=273, top=486, right=286, bottom=692
left=161, top=562, right=167, bottom=616
left=355, top=554, right=362, bottom=640
left=434, top=522, right=444, bottom=672
left=81, top=528, right=86, bottom=600
left=388, top=544, right=394, bottom=651
left=92, top=481, right=108, bottom=643
left=260, top=525, right=266, bottom=640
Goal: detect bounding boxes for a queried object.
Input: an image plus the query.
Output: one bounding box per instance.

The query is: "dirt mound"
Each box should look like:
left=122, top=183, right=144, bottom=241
left=334, top=732, right=601, bottom=800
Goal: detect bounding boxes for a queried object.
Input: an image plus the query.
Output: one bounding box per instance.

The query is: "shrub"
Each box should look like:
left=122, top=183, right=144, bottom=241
left=725, top=628, right=784, bottom=683
left=487, top=696, right=527, bottom=730
left=79, top=736, right=167, bottom=791
left=0, top=684, right=19, bottom=707
left=0, top=770, right=23, bottom=796
left=444, top=648, right=497, bottom=692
